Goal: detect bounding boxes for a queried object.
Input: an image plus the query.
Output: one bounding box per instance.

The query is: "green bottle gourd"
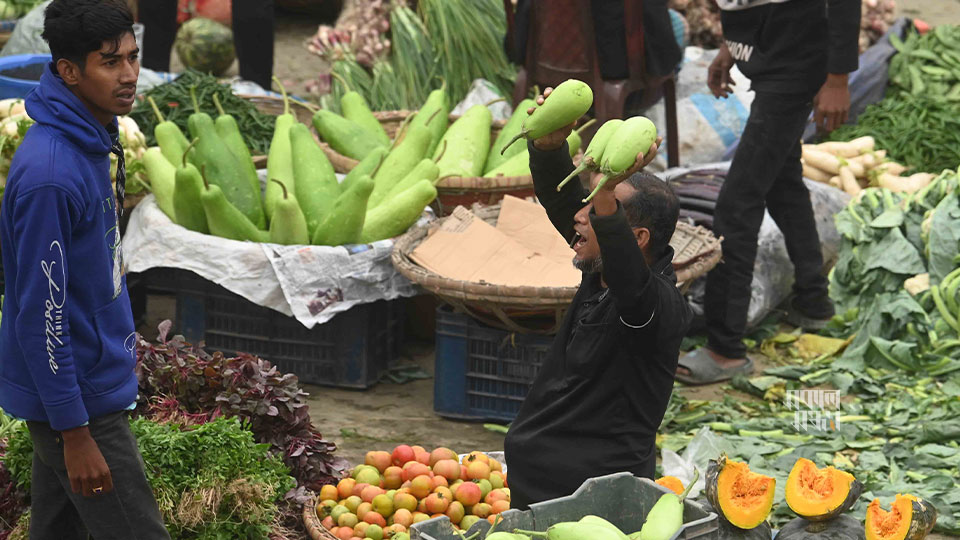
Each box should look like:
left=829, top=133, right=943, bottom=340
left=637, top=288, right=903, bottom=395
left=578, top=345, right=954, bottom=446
left=268, top=179, right=309, bottom=245
left=360, top=179, right=437, bottom=243
left=199, top=169, right=269, bottom=243
left=577, top=516, right=629, bottom=540
left=434, top=104, right=493, bottom=178
left=146, top=95, right=190, bottom=166
left=407, top=82, right=450, bottom=156
left=585, top=116, right=658, bottom=203
left=340, top=147, right=387, bottom=194
left=142, top=146, right=177, bottom=220
left=333, top=72, right=390, bottom=147
left=637, top=468, right=698, bottom=540
left=565, top=118, right=596, bottom=157
left=378, top=157, right=440, bottom=206
left=290, top=122, right=339, bottom=233
left=313, top=110, right=386, bottom=161
left=514, top=522, right=623, bottom=540
left=172, top=142, right=208, bottom=234
left=212, top=92, right=262, bottom=204
left=311, top=175, right=375, bottom=246
left=187, top=87, right=266, bottom=229
left=484, top=126, right=587, bottom=178
left=500, top=79, right=594, bottom=154
left=265, top=76, right=298, bottom=222
left=484, top=97, right=535, bottom=173
left=368, top=124, right=432, bottom=208
left=555, top=119, right=624, bottom=192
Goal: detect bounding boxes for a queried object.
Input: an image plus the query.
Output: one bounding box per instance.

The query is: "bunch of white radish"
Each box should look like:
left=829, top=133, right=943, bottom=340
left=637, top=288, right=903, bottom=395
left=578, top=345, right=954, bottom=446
left=801, top=136, right=934, bottom=196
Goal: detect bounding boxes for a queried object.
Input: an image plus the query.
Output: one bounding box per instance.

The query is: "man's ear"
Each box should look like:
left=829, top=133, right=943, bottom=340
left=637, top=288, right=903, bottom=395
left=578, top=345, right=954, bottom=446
left=634, top=227, right=651, bottom=250
left=56, top=58, right=82, bottom=86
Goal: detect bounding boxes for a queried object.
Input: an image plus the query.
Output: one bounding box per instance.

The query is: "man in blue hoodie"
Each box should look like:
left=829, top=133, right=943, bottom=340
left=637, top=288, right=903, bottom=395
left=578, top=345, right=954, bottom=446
left=0, top=1, right=169, bottom=538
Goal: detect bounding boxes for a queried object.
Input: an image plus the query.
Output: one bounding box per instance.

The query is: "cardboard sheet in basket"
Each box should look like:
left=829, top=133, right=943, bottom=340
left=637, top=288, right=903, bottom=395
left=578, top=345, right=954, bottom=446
left=123, top=195, right=419, bottom=329
left=392, top=196, right=722, bottom=333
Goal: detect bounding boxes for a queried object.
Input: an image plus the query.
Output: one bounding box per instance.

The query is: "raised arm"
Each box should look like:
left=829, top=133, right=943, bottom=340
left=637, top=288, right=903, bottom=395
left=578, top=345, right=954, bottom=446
left=529, top=139, right=588, bottom=242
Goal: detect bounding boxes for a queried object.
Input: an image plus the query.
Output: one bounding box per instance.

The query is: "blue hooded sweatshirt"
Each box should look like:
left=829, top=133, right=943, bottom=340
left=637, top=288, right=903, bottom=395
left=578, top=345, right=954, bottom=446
left=0, top=64, right=138, bottom=431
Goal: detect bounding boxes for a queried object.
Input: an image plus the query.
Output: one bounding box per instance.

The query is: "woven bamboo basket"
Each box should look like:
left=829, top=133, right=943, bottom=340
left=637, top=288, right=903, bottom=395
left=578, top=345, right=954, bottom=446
left=242, top=93, right=318, bottom=169
left=302, top=497, right=338, bottom=540
left=392, top=202, right=723, bottom=334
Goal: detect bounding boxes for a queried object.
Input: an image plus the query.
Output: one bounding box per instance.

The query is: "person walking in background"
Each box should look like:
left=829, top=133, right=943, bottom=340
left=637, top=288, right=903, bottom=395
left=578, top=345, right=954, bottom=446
left=677, top=0, right=861, bottom=385
left=138, top=0, right=275, bottom=89
left=0, top=1, right=169, bottom=538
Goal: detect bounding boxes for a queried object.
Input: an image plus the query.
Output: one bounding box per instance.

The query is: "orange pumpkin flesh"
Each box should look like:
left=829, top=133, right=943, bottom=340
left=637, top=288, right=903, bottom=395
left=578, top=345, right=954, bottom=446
left=655, top=476, right=684, bottom=495
left=785, top=457, right=861, bottom=520
left=866, top=496, right=912, bottom=540
left=706, top=457, right=776, bottom=530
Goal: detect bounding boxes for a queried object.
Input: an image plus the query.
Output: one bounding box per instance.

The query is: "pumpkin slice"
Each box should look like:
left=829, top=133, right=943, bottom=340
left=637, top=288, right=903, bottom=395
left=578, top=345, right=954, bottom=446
left=865, top=494, right=938, bottom=540
left=704, top=455, right=775, bottom=530
left=655, top=476, right=684, bottom=495
left=785, top=457, right=862, bottom=520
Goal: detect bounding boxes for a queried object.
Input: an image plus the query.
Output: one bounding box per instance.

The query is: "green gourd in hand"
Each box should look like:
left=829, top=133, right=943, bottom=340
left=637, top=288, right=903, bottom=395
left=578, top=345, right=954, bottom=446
left=290, top=123, right=339, bottom=233
left=500, top=79, right=594, bottom=154
left=146, top=95, right=190, bottom=166
left=268, top=179, right=309, bottom=245
left=556, top=119, right=623, bottom=192
left=265, top=76, right=297, bottom=221
left=312, top=175, right=375, bottom=246
left=585, top=116, right=658, bottom=202
left=637, top=468, right=698, bottom=540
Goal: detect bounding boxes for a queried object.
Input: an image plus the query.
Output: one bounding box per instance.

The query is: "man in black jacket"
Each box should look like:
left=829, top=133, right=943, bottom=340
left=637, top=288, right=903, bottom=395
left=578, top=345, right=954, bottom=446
left=678, top=0, right=861, bottom=384
left=504, top=91, right=692, bottom=509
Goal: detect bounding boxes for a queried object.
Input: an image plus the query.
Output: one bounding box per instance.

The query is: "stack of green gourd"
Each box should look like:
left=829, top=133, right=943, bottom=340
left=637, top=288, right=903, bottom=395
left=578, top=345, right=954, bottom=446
left=141, top=78, right=440, bottom=246
left=313, top=79, right=599, bottom=185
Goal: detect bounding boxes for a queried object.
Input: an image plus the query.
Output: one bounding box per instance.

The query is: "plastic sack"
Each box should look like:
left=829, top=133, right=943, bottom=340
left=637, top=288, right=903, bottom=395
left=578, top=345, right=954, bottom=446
left=660, top=426, right=733, bottom=498
left=664, top=161, right=850, bottom=327
left=644, top=46, right=754, bottom=171
left=0, top=1, right=50, bottom=57
left=451, top=78, right=513, bottom=123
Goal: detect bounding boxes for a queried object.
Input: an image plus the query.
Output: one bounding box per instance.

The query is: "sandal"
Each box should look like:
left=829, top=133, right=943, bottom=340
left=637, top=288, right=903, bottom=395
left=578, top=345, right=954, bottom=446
left=675, top=348, right=754, bottom=386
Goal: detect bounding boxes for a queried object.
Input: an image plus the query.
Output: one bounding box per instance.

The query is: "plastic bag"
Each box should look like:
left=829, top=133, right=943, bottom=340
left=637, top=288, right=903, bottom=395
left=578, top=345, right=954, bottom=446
left=451, top=78, right=512, bottom=123
left=660, top=426, right=733, bottom=498
left=0, top=1, right=51, bottom=57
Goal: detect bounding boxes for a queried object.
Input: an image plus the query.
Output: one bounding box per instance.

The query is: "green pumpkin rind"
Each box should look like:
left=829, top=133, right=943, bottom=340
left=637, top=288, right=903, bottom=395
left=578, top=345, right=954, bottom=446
left=909, top=497, right=938, bottom=539
left=717, top=519, right=772, bottom=540
left=703, top=456, right=724, bottom=515
left=777, top=515, right=865, bottom=540
left=800, top=479, right=864, bottom=522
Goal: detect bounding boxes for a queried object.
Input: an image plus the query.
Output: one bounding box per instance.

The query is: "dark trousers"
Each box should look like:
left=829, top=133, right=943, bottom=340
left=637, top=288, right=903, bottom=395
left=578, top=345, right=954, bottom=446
left=704, top=91, right=830, bottom=359
left=27, top=412, right=169, bottom=540
left=138, top=0, right=275, bottom=89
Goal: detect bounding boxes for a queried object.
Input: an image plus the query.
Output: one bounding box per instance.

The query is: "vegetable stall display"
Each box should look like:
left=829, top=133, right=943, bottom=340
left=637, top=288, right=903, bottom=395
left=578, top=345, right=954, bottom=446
left=141, top=78, right=437, bottom=246
left=799, top=137, right=934, bottom=196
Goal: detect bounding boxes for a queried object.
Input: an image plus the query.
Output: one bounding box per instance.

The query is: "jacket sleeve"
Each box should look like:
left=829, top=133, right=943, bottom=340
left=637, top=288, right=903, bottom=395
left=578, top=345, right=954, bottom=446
left=529, top=140, right=588, bottom=242
left=827, top=0, right=862, bottom=74
left=12, top=186, right=90, bottom=431
left=589, top=202, right=658, bottom=328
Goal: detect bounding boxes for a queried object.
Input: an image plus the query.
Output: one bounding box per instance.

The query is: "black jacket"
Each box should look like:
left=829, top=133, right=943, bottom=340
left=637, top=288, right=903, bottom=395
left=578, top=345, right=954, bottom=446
left=503, top=142, right=692, bottom=509
left=718, top=0, right=861, bottom=94
left=508, top=0, right=682, bottom=79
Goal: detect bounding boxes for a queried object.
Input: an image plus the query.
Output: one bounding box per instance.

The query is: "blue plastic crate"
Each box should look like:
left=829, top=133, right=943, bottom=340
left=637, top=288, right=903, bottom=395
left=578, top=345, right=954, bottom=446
left=434, top=306, right=553, bottom=422
left=137, top=268, right=404, bottom=389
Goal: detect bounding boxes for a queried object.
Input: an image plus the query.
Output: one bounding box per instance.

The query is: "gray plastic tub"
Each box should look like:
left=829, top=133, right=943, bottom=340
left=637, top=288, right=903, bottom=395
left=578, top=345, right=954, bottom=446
left=412, top=471, right=719, bottom=540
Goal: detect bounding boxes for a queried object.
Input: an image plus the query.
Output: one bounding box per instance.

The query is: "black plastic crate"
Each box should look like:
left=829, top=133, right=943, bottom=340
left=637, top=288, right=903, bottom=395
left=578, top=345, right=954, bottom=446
left=434, top=305, right=553, bottom=422
left=138, top=268, right=404, bottom=389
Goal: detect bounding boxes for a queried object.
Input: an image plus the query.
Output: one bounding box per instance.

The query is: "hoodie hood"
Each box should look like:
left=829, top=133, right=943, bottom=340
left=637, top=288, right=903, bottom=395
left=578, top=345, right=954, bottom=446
left=25, top=63, right=117, bottom=156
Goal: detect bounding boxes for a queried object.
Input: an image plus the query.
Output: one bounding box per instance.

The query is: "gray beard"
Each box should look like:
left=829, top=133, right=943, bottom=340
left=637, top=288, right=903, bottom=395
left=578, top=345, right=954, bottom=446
left=573, top=256, right=603, bottom=274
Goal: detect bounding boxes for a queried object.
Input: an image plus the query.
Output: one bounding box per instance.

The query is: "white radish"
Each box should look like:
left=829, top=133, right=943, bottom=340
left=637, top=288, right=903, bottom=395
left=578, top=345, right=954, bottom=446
left=840, top=166, right=861, bottom=196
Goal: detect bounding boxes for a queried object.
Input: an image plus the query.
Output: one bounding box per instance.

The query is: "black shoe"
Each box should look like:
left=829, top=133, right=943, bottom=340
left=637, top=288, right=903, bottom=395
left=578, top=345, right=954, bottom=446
left=785, top=296, right=835, bottom=331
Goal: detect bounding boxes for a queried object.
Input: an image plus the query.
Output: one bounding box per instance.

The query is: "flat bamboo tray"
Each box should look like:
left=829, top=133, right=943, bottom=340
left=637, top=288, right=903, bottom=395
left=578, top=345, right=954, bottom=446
left=242, top=93, right=318, bottom=169
left=392, top=202, right=723, bottom=334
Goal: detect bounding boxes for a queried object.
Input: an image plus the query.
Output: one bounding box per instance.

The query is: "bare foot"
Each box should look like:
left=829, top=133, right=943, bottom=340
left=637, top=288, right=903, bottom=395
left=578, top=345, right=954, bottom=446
left=676, top=349, right=748, bottom=377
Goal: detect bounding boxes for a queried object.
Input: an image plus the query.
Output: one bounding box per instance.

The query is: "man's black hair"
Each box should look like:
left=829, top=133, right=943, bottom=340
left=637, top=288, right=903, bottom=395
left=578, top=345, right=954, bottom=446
left=621, top=172, right=680, bottom=257
left=42, top=0, right=134, bottom=70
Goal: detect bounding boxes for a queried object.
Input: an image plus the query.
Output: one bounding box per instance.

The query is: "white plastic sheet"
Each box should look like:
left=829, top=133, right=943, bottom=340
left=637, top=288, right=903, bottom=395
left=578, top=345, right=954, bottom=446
left=660, top=426, right=734, bottom=498
left=122, top=195, right=421, bottom=328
